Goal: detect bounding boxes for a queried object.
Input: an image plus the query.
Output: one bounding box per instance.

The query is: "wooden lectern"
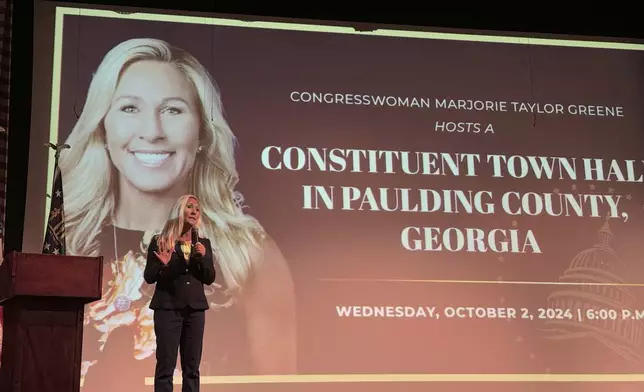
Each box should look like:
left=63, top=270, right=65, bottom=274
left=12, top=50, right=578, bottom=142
left=0, top=251, right=103, bottom=392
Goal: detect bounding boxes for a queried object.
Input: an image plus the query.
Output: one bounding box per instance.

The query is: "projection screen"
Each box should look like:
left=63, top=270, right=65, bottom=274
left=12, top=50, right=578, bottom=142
left=16, top=2, right=644, bottom=391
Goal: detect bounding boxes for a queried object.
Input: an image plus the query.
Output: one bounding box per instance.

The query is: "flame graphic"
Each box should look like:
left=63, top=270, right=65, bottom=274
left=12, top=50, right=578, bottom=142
left=81, top=251, right=156, bottom=383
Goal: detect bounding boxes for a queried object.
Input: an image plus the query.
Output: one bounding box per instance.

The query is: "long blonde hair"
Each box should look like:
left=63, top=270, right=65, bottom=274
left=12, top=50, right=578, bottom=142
left=59, top=38, right=265, bottom=293
left=156, top=194, right=201, bottom=251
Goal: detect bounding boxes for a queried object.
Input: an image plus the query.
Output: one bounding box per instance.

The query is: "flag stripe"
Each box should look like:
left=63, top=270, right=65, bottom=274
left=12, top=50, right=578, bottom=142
left=42, top=154, right=66, bottom=255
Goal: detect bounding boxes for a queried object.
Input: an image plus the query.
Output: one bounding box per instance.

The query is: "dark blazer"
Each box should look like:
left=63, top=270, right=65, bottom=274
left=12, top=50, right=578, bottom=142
left=144, top=234, right=216, bottom=310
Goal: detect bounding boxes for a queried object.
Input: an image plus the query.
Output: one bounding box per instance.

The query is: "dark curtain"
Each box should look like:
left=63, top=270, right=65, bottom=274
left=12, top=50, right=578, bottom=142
left=0, top=0, right=13, bottom=367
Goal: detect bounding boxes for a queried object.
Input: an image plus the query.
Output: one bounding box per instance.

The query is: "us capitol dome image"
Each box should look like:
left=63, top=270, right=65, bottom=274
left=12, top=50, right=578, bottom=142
left=541, top=217, right=642, bottom=363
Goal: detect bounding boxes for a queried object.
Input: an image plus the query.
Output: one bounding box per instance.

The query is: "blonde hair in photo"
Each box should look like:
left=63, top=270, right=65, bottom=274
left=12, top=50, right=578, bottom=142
left=59, top=38, right=265, bottom=294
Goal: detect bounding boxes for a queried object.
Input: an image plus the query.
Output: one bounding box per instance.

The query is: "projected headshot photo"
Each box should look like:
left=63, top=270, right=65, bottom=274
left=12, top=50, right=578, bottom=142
left=56, top=37, right=296, bottom=389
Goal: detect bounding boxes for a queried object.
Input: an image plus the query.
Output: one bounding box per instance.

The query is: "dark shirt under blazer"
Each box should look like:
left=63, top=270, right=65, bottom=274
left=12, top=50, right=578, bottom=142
left=144, top=236, right=216, bottom=310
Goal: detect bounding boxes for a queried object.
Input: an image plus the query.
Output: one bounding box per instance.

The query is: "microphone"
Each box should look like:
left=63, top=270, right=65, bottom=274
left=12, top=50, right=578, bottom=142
left=191, top=226, right=199, bottom=245
left=192, top=227, right=205, bottom=261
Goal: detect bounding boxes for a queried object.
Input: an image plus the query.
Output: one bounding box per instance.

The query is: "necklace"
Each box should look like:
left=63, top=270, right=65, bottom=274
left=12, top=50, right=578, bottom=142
left=109, top=225, right=162, bottom=301
left=112, top=225, right=119, bottom=261
left=111, top=224, right=149, bottom=262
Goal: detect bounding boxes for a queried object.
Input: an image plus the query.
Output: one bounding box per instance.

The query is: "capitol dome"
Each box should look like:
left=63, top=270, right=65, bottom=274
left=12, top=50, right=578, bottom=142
left=566, top=220, right=628, bottom=283
left=542, top=218, right=641, bottom=361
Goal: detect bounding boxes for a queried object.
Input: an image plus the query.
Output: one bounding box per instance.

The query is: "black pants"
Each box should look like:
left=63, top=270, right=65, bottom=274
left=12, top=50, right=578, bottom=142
left=153, top=308, right=206, bottom=392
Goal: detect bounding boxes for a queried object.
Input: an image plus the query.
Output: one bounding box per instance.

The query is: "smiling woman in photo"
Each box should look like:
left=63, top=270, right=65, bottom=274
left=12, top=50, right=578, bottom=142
left=58, top=38, right=296, bottom=391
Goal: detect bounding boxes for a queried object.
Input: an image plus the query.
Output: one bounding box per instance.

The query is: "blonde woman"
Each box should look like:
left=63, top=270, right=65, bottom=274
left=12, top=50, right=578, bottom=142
left=58, top=38, right=296, bottom=390
left=144, top=194, right=215, bottom=392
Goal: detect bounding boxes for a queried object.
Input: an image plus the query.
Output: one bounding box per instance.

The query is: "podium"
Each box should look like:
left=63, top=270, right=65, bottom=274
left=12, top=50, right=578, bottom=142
left=0, top=252, right=103, bottom=392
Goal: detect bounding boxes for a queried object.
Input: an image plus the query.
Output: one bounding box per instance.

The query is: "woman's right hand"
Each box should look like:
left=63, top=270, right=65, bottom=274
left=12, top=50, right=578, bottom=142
left=154, top=247, right=172, bottom=265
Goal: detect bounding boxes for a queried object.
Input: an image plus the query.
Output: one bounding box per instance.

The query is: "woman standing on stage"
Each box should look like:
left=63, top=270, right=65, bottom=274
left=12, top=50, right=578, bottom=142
left=144, top=194, right=214, bottom=392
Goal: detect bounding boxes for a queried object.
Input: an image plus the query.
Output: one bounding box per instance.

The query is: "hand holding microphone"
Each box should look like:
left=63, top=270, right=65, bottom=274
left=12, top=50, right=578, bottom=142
left=192, top=227, right=205, bottom=256
left=195, top=242, right=205, bottom=256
